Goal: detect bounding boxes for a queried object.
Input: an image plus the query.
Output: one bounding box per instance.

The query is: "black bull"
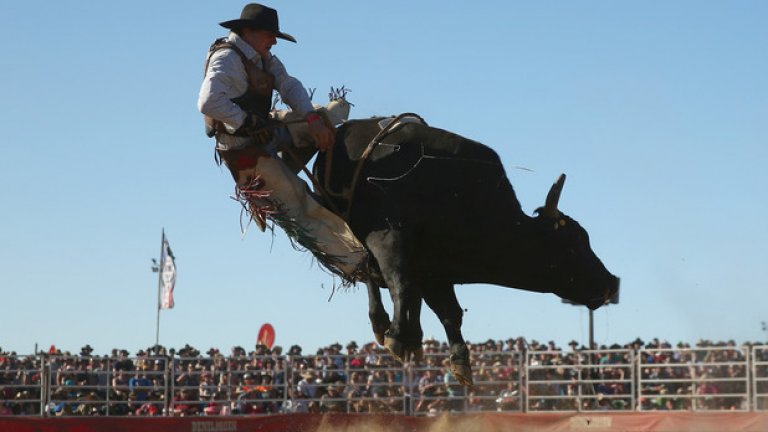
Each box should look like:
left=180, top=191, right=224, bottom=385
left=312, top=117, right=620, bottom=386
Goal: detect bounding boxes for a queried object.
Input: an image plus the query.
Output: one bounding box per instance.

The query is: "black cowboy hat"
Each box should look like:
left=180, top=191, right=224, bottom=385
left=219, top=3, right=297, bottom=43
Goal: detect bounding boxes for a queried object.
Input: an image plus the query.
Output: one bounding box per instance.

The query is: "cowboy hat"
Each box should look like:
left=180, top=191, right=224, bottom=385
left=300, top=369, right=317, bottom=379
left=220, top=4, right=297, bottom=43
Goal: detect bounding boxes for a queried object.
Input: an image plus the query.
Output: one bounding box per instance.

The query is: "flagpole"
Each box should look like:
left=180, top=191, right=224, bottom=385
left=155, top=228, right=165, bottom=348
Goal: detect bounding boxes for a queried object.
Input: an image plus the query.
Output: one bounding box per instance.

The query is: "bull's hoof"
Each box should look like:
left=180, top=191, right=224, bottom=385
left=383, top=337, right=424, bottom=363
left=372, top=322, right=389, bottom=346
left=370, top=314, right=391, bottom=346
left=451, top=362, right=474, bottom=387
left=403, top=345, right=424, bottom=363
left=384, top=336, right=404, bottom=362
left=450, top=344, right=473, bottom=387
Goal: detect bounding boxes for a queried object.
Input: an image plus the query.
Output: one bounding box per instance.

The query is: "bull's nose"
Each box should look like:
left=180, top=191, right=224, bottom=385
left=589, top=276, right=620, bottom=310
left=607, top=276, right=620, bottom=304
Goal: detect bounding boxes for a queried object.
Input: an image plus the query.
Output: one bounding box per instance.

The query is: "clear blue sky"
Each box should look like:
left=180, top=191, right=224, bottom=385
left=1, top=1, right=766, bottom=356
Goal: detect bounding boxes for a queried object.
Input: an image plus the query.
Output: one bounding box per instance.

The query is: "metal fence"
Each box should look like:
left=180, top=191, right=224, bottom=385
left=754, top=346, right=768, bottom=411
left=527, top=349, right=634, bottom=412
left=638, top=347, right=750, bottom=411
left=1, top=345, right=767, bottom=416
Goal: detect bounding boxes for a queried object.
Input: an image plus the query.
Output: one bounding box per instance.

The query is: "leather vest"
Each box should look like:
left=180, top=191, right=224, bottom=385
left=203, top=38, right=275, bottom=136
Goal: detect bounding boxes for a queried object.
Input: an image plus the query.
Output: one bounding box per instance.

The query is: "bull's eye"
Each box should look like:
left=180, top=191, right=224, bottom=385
left=559, top=219, right=566, bottom=227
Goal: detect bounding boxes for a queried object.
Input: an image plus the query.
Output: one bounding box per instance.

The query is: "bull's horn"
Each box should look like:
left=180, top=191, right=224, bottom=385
left=541, top=174, right=566, bottom=218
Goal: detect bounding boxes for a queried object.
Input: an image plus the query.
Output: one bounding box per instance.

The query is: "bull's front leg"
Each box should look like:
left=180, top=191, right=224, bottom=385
left=365, top=280, right=390, bottom=346
left=365, top=230, right=424, bottom=362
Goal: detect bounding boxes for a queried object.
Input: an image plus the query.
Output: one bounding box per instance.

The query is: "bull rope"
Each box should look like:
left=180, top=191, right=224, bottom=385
left=324, top=112, right=427, bottom=221
left=273, top=112, right=428, bottom=223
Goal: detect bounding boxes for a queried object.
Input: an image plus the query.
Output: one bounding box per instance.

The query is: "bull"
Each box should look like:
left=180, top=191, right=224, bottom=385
left=312, top=115, right=619, bottom=386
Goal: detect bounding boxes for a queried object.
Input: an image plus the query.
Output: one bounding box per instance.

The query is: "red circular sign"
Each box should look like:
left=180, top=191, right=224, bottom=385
left=257, top=323, right=275, bottom=349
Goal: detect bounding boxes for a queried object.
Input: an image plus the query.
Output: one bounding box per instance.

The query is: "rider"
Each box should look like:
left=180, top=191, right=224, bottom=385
left=197, top=3, right=367, bottom=281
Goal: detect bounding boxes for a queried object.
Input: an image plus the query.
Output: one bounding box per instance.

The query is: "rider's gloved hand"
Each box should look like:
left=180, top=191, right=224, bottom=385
left=237, top=113, right=272, bottom=145
left=237, top=113, right=262, bottom=133
left=306, top=112, right=334, bottom=151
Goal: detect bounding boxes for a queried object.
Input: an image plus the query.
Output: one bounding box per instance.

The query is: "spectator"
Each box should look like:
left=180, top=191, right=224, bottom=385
left=135, top=399, right=161, bottom=416
left=198, top=371, right=217, bottom=401
left=281, top=386, right=309, bottom=413
left=257, top=373, right=279, bottom=410
left=272, top=357, right=287, bottom=390
left=79, top=345, right=94, bottom=358
left=442, top=358, right=465, bottom=412
left=175, top=363, right=200, bottom=394
left=172, top=388, right=200, bottom=416
left=362, top=342, right=381, bottom=367
left=319, top=380, right=346, bottom=413
left=235, top=373, right=257, bottom=397
left=346, top=341, right=359, bottom=357
left=111, top=369, right=129, bottom=400
left=128, top=370, right=152, bottom=407
left=113, top=350, right=133, bottom=372
left=147, top=358, right=166, bottom=389
left=415, top=368, right=445, bottom=414
left=235, top=373, right=262, bottom=414
left=296, top=369, right=319, bottom=399
left=345, top=371, right=369, bottom=413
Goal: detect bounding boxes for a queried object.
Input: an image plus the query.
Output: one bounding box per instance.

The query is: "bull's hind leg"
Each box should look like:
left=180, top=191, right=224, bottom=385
left=365, top=231, right=423, bottom=362
left=366, top=281, right=390, bottom=346
left=422, top=284, right=473, bottom=387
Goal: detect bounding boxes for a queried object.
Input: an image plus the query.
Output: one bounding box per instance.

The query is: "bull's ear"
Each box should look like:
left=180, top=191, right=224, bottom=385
left=538, top=174, right=566, bottom=218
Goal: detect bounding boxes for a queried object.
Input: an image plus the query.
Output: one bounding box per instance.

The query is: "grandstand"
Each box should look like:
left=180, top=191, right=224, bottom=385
left=2, top=338, right=767, bottom=431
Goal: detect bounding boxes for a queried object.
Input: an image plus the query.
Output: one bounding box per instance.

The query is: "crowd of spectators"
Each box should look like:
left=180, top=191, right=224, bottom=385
left=1, top=337, right=766, bottom=417
left=525, top=337, right=766, bottom=412
left=636, top=338, right=754, bottom=411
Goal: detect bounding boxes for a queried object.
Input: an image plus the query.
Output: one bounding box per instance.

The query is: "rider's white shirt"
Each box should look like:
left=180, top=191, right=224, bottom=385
left=198, top=32, right=314, bottom=148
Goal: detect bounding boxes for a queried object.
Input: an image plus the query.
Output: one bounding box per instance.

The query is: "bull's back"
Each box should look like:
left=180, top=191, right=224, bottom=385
left=319, top=120, right=525, bottom=277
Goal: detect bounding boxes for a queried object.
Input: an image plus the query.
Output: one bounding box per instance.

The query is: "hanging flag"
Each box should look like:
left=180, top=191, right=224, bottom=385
left=159, top=234, right=176, bottom=309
